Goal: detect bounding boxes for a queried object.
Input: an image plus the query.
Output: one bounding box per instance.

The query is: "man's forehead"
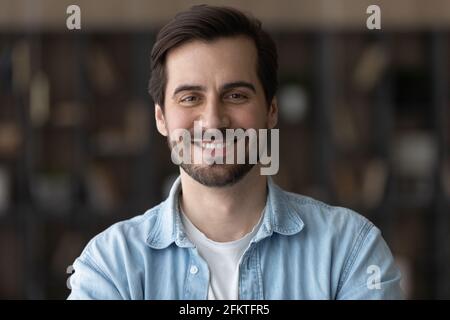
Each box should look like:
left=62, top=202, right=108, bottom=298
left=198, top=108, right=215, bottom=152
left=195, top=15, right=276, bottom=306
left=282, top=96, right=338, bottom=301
left=165, top=36, right=258, bottom=86
left=167, top=35, right=257, bottom=59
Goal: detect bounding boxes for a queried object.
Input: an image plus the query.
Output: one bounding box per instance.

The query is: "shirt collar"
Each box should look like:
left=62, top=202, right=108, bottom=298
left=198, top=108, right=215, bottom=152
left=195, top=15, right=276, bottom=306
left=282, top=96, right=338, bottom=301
left=145, top=176, right=305, bottom=249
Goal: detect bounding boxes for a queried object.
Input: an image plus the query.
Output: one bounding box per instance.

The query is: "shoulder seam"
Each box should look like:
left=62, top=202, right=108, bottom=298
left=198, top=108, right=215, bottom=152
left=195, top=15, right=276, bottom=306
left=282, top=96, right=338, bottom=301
left=78, top=251, right=120, bottom=294
left=336, top=217, right=374, bottom=293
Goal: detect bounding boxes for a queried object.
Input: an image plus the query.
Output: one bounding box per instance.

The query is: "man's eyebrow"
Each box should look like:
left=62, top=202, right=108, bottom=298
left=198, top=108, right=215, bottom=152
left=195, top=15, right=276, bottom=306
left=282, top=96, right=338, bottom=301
left=221, top=81, right=256, bottom=93
left=172, top=85, right=206, bottom=97
left=172, top=81, right=256, bottom=98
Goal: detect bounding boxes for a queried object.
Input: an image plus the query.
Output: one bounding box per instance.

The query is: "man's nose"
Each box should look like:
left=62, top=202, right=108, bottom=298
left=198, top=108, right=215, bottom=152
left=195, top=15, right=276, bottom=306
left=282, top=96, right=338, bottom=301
left=199, top=97, right=230, bottom=129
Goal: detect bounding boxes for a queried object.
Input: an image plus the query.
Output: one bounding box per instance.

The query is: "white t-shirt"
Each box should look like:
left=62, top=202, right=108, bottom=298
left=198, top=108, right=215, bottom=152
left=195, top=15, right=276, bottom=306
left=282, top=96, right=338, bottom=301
left=180, top=208, right=264, bottom=300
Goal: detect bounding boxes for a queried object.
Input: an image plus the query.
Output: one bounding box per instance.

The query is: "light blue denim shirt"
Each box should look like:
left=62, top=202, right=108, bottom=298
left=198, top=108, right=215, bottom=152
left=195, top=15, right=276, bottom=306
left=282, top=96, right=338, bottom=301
left=68, top=177, right=403, bottom=300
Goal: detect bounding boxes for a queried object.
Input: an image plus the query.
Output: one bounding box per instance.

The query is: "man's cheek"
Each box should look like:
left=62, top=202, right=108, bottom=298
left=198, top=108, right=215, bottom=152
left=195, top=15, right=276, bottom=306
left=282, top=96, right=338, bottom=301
left=167, top=117, right=195, bottom=131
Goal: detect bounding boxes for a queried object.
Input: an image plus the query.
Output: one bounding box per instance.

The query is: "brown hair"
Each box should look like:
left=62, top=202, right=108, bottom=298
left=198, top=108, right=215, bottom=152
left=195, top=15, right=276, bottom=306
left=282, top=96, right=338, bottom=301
left=148, top=4, right=278, bottom=108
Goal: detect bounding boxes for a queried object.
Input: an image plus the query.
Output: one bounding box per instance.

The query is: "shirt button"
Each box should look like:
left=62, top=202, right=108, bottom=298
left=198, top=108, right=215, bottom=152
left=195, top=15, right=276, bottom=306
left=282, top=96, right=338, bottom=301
left=190, top=265, right=198, bottom=274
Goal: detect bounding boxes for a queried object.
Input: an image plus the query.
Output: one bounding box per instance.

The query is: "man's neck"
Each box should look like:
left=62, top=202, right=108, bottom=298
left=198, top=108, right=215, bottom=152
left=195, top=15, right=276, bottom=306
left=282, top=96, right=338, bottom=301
left=179, top=166, right=267, bottom=242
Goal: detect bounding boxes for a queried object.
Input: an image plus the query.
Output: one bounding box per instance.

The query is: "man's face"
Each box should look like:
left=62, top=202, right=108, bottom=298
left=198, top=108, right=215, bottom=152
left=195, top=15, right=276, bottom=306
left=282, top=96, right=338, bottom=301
left=155, top=36, right=277, bottom=187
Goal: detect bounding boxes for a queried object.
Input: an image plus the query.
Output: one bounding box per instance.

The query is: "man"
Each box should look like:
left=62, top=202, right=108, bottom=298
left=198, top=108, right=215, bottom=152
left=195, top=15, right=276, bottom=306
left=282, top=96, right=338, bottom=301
left=68, top=5, right=403, bottom=300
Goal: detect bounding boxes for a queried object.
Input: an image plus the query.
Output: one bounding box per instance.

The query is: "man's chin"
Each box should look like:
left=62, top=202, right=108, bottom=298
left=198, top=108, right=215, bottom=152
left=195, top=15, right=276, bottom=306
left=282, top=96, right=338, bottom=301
left=180, top=163, right=254, bottom=187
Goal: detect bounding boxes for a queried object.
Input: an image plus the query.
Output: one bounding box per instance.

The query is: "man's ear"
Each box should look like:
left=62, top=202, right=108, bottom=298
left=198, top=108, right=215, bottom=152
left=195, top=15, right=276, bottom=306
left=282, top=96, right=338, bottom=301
left=155, top=104, right=168, bottom=136
left=268, top=97, right=278, bottom=129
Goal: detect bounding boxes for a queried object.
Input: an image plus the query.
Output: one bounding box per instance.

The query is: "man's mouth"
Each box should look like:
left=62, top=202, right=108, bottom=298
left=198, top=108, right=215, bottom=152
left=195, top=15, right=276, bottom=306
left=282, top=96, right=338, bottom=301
left=193, top=140, right=235, bottom=150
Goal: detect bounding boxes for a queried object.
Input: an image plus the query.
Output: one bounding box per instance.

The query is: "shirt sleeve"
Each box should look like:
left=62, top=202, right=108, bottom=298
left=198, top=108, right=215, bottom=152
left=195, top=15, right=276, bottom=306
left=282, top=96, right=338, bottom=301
left=67, top=253, right=123, bottom=300
left=336, top=223, right=404, bottom=300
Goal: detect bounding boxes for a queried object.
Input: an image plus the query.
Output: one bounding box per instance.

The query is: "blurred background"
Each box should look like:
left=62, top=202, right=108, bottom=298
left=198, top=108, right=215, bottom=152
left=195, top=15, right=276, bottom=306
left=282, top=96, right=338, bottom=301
left=0, top=0, right=449, bottom=299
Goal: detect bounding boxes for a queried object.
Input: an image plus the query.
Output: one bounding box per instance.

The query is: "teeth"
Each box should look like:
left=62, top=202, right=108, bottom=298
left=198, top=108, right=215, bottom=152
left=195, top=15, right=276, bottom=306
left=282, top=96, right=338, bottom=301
left=202, top=142, right=223, bottom=149
left=193, top=140, right=236, bottom=149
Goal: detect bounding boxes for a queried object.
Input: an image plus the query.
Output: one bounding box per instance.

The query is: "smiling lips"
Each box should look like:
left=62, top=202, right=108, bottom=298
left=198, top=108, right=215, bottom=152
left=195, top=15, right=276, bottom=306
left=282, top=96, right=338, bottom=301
left=191, top=138, right=243, bottom=159
left=194, top=140, right=235, bottom=150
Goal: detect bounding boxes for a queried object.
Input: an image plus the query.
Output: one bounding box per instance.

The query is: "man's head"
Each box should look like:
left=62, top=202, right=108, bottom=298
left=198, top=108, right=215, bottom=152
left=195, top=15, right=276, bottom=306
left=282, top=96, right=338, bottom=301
left=149, top=5, right=279, bottom=187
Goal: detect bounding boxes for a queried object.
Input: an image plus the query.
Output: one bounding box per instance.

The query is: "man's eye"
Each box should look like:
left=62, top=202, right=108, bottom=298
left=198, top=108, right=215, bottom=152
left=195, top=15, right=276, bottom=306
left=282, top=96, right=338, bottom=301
left=226, top=93, right=247, bottom=101
left=180, top=96, right=199, bottom=103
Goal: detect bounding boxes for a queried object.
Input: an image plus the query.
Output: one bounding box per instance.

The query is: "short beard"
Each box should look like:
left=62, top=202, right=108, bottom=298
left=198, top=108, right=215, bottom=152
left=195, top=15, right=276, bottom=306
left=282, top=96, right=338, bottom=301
left=180, top=162, right=254, bottom=187
left=166, top=133, right=255, bottom=187
left=166, top=125, right=268, bottom=187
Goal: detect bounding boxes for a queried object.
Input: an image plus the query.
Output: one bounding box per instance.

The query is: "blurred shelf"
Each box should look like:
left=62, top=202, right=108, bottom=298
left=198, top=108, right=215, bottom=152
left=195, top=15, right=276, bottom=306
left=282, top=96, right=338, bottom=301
left=34, top=205, right=142, bottom=226
left=0, top=212, right=17, bottom=225
left=391, top=195, right=435, bottom=210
